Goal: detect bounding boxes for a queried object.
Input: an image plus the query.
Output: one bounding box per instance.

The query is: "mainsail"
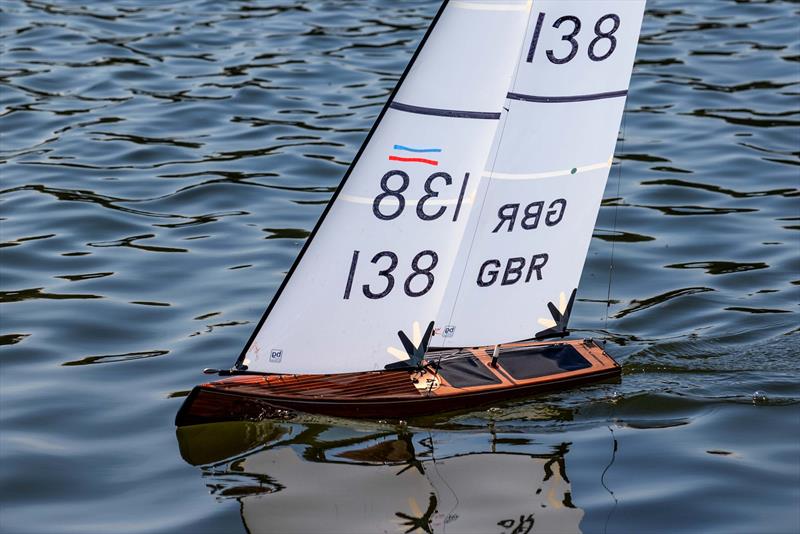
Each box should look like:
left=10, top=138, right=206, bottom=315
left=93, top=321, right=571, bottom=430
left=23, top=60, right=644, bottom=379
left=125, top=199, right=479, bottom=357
left=436, top=0, right=646, bottom=347
left=241, top=0, right=533, bottom=373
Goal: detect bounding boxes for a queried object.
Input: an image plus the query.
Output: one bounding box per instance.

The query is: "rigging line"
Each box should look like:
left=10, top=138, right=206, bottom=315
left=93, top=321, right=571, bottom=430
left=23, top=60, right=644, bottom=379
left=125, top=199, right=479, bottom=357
left=600, top=425, right=619, bottom=534
left=441, top=6, right=535, bottom=336
left=425, top=429, right=459, bottom=533
left=604, top=107, right=627, bottom=336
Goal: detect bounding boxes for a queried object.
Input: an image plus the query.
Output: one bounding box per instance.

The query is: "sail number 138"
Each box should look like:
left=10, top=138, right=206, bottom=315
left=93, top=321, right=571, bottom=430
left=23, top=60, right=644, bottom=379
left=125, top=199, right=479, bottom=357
left=343, top=250, right=439, bottom=300
left=373, top=170, right=470, bottom=222
left=527, top=12, right=620, bottom=64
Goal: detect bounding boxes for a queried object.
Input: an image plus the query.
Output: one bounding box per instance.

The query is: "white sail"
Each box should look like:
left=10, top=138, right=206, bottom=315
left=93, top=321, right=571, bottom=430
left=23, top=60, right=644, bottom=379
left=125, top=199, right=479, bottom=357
left=242, top=1, right=533, bottom=373
left=436, top=0, right=646, bottom=347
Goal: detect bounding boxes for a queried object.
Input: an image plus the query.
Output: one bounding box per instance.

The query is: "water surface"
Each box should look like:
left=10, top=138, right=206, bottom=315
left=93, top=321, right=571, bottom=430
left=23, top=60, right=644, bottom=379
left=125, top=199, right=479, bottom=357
left=1, top=1, right=798, bottom=533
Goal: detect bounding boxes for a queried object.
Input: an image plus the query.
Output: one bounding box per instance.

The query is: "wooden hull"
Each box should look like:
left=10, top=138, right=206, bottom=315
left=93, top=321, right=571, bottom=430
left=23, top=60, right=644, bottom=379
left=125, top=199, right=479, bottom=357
left=175, top=339, right=620, bottom=426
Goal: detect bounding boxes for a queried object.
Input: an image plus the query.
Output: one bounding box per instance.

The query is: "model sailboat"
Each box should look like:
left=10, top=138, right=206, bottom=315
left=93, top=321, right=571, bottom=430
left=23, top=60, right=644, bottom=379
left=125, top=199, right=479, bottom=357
left=176, top=0, right=646, bottom=426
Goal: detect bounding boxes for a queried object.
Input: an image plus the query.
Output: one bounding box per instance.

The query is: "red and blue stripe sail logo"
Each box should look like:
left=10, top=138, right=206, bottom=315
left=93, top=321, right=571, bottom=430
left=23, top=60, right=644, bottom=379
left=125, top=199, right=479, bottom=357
left=388, top=144, right=441, bottom=166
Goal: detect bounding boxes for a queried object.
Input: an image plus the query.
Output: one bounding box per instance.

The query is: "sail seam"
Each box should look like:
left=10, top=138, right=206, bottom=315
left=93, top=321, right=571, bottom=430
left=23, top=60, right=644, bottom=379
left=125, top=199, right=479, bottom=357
left=506, top=90, right=628, bottom=103
left=389, top=101, right=501, bottom=120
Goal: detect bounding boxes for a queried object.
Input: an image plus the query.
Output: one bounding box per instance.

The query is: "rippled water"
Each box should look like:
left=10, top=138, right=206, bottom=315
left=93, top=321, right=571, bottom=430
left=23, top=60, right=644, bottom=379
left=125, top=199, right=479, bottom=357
left=1, top=1, right=798, bottom=533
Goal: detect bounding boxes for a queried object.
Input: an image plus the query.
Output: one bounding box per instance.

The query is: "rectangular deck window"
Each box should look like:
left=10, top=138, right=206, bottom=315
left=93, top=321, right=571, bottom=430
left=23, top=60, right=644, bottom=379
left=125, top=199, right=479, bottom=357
left=495, top=344, right=590, bottom=381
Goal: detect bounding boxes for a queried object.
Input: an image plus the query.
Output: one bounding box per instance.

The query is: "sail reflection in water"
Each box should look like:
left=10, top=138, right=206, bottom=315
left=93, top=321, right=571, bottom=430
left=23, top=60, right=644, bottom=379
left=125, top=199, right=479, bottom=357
left=178, top=422, right=583, bottom=534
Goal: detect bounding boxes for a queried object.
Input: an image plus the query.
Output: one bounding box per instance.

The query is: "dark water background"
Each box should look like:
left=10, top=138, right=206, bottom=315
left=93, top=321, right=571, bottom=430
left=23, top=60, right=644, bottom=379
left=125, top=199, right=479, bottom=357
left=1, top=1, right=798, bottom=532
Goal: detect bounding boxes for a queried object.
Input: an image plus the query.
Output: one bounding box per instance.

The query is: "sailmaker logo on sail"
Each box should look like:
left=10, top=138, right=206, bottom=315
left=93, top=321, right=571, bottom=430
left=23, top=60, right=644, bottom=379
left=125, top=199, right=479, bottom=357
left=388, top=144, right=441, bottom=166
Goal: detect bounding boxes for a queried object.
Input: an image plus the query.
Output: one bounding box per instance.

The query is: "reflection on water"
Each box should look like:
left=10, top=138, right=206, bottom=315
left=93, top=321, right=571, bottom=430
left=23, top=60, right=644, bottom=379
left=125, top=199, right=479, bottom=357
left=178, top=421, right=585, bottom=534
